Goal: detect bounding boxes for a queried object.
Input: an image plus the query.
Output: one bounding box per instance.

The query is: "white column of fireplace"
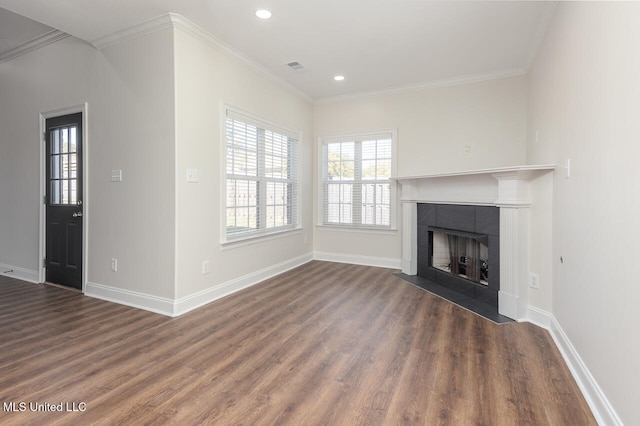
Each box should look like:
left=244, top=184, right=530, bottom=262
left=394, top=165, right=554, bottom=320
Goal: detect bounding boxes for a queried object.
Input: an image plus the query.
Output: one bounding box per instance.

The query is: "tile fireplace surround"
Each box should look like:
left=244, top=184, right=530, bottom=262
left=393, top=165, right=554, bottom=320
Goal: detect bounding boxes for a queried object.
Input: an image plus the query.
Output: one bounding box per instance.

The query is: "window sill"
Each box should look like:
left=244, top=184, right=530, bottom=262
left=316, top=224, right=398, bottom=235
left=220, top=227, right=302, bottom=251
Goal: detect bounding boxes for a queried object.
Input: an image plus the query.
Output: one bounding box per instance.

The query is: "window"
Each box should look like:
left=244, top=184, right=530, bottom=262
left=224, top=107, right=299, bottom=242
left=49, top=125, right=79, bottom=205
left=320, top=130, right=396, bottom=229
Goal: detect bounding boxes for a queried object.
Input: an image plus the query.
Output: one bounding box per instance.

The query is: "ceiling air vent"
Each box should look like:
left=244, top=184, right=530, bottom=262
left=285, top=61, right=306, bottom=71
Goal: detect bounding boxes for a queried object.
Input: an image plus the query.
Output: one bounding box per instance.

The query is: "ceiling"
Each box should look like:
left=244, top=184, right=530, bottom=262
left=0, top=8, right=55, bottom=55
left=0, top=1, right=557, bottom=101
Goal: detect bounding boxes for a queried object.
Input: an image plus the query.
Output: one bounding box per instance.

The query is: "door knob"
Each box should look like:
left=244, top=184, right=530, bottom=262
left=73, top=211, right=83, bottom=218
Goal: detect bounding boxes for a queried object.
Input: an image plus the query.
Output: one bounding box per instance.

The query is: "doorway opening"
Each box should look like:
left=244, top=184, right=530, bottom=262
left=42, top=111, right=84, bottom=290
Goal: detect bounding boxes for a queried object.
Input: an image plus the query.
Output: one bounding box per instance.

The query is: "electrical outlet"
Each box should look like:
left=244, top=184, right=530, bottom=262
left=463, top=145, right=471, bottom=156
left=111, top=258, right=118, bottom=272
left=202, top=260, right=210, bottom=275
left=529, top=273, right=540, bottom=289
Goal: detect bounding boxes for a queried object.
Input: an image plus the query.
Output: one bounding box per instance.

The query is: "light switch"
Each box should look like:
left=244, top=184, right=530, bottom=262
left=111, top=169, right=122, bottom=182
left=186, top=168, right=199, bottom=183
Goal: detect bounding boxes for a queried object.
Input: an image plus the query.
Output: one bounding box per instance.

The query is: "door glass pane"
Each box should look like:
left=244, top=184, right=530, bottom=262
left=51, top=181, right=60, bottom=204
left=70, top=180, right=77, bottom=204
left=51, top=129, right=60, bottom=154
left=61, top=128, right=69, bottom=153
left=69, top=127, right=77, bottom=152
left=62, top=154, right=69, bottom=179
left=51, top=155, right=61, bottom=179
left=69, top=154, right=77, bottom=178
left=62, top=179, right=69, bottom=204
left=48, top=123, right=80, bottom=206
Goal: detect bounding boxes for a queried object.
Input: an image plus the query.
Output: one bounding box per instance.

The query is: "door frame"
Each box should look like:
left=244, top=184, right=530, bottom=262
left=39, top=103, right=89, bottom=290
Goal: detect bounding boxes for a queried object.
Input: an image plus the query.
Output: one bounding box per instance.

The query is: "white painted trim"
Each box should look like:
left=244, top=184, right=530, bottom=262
left=315, top=225, right=398, bottom=235
left=171, top=15, right=312, bottom=102
left=174, top=253, right=313, bottom=316
left=220, top=229, right=303, bottom=252
left=39, top=104, right=89, bottom=290
left=91, top=14, right=175, bottom=50
left=519, top=306, right=621, bottom=424
left=85, top=253, right=313, bottom=317
left=92, top=13, right=311, bottom=102
left=0, top=30, right=70, bottom=63
left=548, top=316, right=623, bottom=426
left=525, top=305, right=553, bottom=329
left=498, top=290, right=518, bottom=320
left=219, top=102, right=304, bottom=245
left=0, top=263, right=39, bottom=283
left=314, top=251, right=401, bottom=270
left=85, top=282, right=175, bottom=316
left=314, top=69, right=526, bottom=104
left=317, top=128, right=398, bottom=230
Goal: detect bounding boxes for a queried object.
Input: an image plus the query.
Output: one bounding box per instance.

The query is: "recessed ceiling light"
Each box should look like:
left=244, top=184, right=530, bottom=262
left=334, top=75, right=345, bottom=81
left=255, top=9, right=272, bottom=19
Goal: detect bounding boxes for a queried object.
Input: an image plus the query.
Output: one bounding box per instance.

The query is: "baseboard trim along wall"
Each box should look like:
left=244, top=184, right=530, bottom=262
left=85, top=282, right=176, bottom=316
left=524, top=305, right=622, bottom=426
left=85, top=253, right=314, bottom=317
left=0, top=263, right=39, bottom=283
left=173, top=253, right=314, bottom=316
left=313, top=251, right=402, bottom=270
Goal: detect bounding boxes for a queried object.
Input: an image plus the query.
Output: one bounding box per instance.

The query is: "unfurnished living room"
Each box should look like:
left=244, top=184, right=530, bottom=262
left=0, top=1, right=637, bottom=425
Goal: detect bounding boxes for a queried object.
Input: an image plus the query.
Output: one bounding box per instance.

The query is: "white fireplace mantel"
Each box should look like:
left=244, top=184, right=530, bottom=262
left=393, top=164, right=554, bottom=320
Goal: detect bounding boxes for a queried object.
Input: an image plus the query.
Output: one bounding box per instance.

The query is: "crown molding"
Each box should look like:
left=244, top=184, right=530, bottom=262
left=90, top=14, right=176, bottom=50
left=313, top=68, right=527, bottom=105
left=0, top=30, right=70, bottom=63
left=90, top=13, right=312, bottom=103
left=169, top=14, right=312, bottom=103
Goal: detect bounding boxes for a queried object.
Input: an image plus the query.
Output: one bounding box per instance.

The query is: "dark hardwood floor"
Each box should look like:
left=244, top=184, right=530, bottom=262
left=0, top=261, right=595, bottom=425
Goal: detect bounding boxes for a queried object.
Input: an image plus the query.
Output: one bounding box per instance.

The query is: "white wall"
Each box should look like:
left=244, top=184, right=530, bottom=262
left=0, top=30, right=177, bottom=299
left=313, top=76, right=528, bottom=265
left=528, top=2, right=640, bottom=424
left=172, top=25, right=314, bottom=302
left=0, top=37, right=92, bottom=280
left=87, top=29, right=177, bottom=299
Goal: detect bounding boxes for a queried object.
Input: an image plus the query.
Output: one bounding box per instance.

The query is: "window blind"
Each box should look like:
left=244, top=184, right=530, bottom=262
left=321, top=133, right=394, bottom=228
left=224, top=109, right=299, bottom=241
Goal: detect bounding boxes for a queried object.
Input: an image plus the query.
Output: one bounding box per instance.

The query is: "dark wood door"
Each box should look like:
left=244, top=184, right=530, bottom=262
left=45, top=113, right=83, bottom=289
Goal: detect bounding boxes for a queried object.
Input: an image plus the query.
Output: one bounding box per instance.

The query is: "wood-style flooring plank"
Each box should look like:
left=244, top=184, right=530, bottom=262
left=0, top=262, right=596, bottom=425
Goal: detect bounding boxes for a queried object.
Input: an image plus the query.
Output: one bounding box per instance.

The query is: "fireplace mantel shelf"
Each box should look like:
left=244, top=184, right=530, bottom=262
left=397, top=164, right=555, bottom=320
left=392, top=164, right=555, bottom=207
left=392, top=164, right=555, bottom=182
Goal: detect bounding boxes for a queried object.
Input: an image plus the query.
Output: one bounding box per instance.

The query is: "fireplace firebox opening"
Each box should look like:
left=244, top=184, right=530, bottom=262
left=430, top=229, right=489, bottom=285
left=417, top=203, right=500, bottom=307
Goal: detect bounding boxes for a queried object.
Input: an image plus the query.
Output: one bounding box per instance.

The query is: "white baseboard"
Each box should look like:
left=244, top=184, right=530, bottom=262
left=498, top=290, right=518, bottom=319
left=520, top=307, right=622, bottom=426
left=525, top=305, right=553, bottom=329
left=0, top=262, right=39, bottom=283
left=548, top=315, right=623, bottom=426
left=313, top=251, right=402, bottom=270
left=174, top=253, right=314, bottom=316
left=85, top=253, right=314, bottom=317
left=85, top=281, right=175, bottom=316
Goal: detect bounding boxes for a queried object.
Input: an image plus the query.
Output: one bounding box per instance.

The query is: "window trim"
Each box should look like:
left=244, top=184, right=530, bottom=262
left=220, top=103, right=302, bottom=245
left=317, top=128, right=397, bottom=231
